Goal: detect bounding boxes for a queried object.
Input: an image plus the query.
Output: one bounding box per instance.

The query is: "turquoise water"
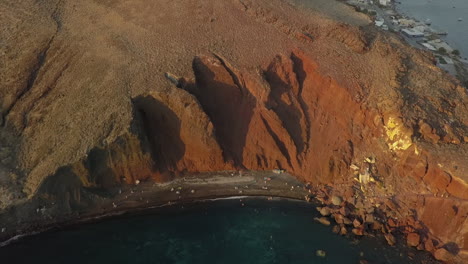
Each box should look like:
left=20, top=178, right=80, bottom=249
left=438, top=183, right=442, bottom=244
left=397, top=0, right=468, bottom=57
left=0, top=199, right=435, bottom=264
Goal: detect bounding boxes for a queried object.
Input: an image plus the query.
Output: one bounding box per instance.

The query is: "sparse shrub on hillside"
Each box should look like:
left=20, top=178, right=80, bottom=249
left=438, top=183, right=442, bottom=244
left=437, top=47, right=447, bottom=55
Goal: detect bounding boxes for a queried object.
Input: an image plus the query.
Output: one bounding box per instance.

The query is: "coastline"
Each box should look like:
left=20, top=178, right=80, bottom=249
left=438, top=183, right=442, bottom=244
left=0, top=195, right=310, bottom=248
left=1, top=196, right=442, bottom=264
left=0, top=171, right=311, bottom=246
left=0, top=167, right=448, bottom=263
left=395, top=0, right=468, bottom=58
left=344, top=0, right=468, bottom=86
left=0, top=188, right=443, bottom=264
left=0, top=169, right=458, bottom=262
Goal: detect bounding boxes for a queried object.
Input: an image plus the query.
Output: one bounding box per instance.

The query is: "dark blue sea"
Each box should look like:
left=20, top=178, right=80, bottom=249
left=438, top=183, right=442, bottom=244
left=0, top=199, right=436, bottom=264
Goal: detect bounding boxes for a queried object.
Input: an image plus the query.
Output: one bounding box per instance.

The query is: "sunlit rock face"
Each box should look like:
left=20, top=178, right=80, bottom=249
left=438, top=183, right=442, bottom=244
left=0, top=0, right=467, bottom=262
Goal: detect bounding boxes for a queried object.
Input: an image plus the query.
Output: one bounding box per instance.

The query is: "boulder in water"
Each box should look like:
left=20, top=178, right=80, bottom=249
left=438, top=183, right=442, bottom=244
left=314, top=217, right=331, bottom=226
left=384, top=233, right=396, bottom=246
left=316, top=249, right=326, bottom=257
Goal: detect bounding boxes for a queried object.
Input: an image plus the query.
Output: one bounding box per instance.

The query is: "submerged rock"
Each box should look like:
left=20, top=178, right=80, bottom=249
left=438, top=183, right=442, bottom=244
left=316, top=249, right=326, bottom=258
left=332, top=225, right=340, bottom=234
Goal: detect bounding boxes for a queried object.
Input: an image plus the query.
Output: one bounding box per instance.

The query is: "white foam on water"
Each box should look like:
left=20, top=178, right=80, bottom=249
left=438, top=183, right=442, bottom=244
left=204, top=196, right=249, bottom=201
left=0, top=232, right=37, bottom=248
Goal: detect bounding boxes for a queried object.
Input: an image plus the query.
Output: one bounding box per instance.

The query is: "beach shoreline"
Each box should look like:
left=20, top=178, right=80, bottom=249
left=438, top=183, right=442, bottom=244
left=0, top=171, right=311, bottom=246
left=0, top=186, right=444, bottom=264
left=343, top=0, right=468, bottom=85
left=0, top=195, right=311, bottom=248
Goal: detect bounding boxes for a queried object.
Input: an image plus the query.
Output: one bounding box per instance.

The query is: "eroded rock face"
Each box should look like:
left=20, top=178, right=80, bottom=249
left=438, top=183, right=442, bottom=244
left=0, top=0, right=467, bottom=262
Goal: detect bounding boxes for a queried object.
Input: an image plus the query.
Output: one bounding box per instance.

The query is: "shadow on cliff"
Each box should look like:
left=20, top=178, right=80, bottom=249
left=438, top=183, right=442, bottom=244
left=187, top=56, right=256, bottom=168
left=37, top=166, right=85, bottom=212
left=84, top=147, right=123, bottom=187
left=443, top=242, right=461, bottom=255
left=132, top=96, right=185, bottom=175
left=34, top=95, right=186, bottom=210
left=264, top=58, right=306, bottom=155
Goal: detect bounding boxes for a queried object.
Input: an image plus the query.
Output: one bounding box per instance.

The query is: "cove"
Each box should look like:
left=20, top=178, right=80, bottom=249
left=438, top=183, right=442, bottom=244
left=0, top=198, right=437, bottom=264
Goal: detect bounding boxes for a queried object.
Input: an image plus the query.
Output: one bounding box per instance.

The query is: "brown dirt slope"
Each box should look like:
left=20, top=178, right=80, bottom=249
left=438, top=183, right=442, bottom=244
left=0, top=0, right=467, bottom=262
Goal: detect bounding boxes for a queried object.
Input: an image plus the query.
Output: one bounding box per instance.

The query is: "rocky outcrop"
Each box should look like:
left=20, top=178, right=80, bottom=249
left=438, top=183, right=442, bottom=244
left=0, top=0, right=467, bottom=262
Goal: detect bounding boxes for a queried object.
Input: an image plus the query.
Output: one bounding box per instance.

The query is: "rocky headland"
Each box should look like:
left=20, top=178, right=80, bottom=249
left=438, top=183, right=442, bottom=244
left=0, top=0, right=467, bottom=263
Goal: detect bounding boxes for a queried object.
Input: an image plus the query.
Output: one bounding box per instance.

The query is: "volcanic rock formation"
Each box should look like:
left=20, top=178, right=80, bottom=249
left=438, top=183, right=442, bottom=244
left=0, top=0, right=467, bottom=262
